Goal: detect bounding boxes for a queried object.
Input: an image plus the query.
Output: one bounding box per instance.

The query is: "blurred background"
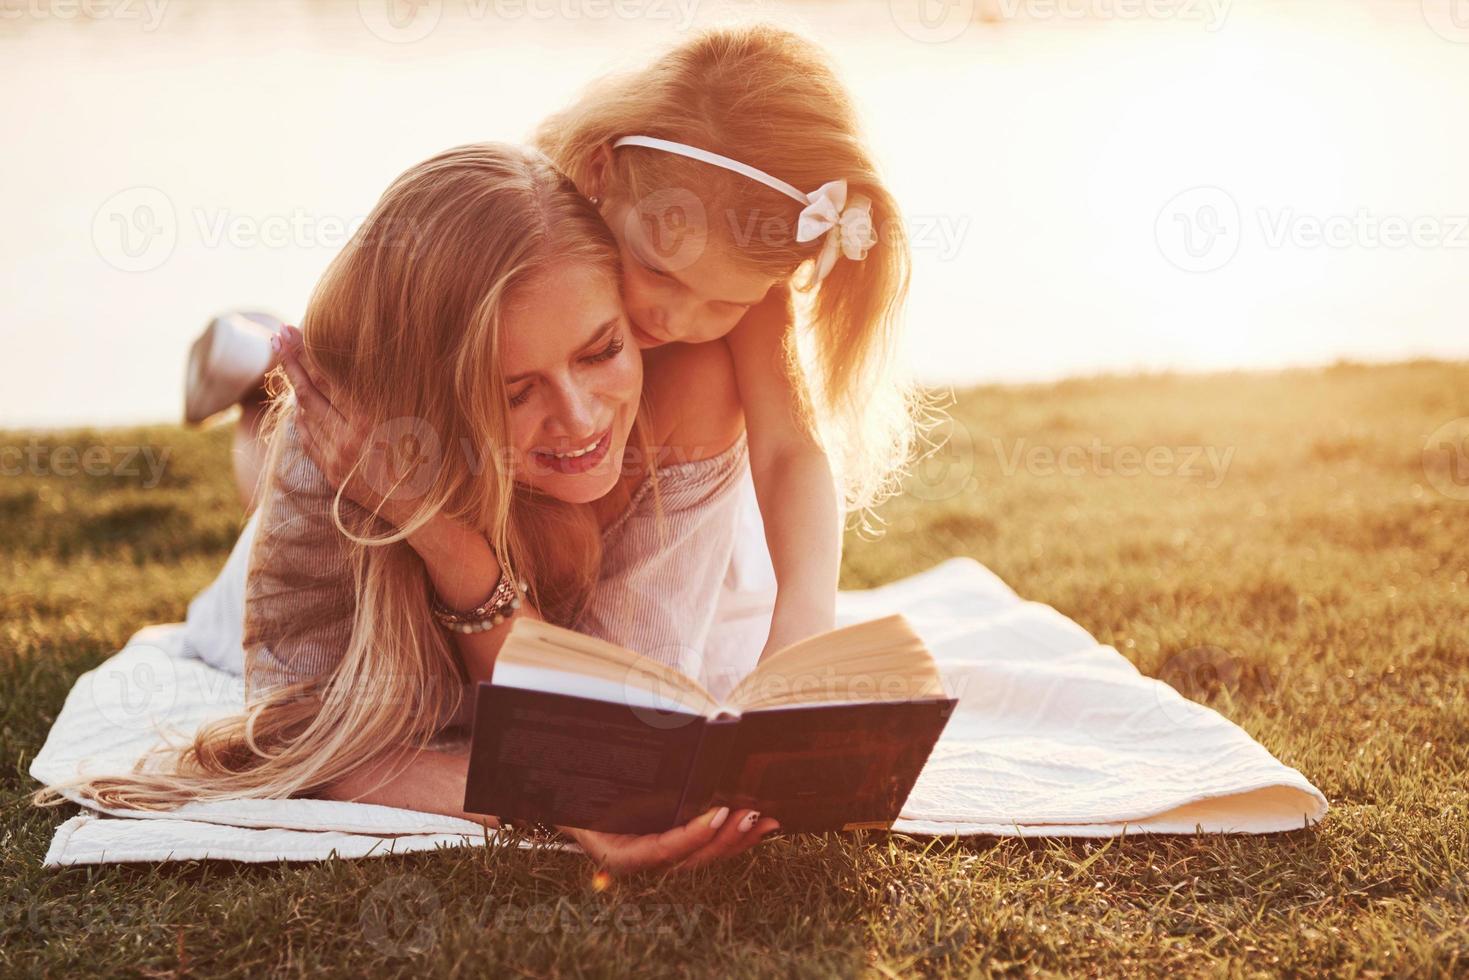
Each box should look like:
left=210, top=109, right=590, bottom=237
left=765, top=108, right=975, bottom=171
left=1, top=0, right=1466, bottom=428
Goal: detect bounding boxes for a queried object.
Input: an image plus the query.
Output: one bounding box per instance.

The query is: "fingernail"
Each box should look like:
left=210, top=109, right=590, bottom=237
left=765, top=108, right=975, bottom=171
left=709, top=806, right=729, bottom=830
left=738, top=810, right=760, bottom=833
left=270, top=336, right=281, bottom=354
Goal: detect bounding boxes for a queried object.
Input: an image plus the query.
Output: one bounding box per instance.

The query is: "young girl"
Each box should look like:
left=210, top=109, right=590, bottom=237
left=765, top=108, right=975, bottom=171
left=534, top=23, right=920, bottom=663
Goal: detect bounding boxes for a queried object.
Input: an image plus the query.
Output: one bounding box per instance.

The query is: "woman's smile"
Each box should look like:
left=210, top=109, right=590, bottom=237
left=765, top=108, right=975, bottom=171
left=531, top=426, right=613, bottom=475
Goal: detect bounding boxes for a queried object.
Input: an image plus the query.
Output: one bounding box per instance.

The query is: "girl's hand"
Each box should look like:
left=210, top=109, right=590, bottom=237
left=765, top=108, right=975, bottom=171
left=563, top=806, right=779, bottom=875
left=276, top=325, right=426, bottom=529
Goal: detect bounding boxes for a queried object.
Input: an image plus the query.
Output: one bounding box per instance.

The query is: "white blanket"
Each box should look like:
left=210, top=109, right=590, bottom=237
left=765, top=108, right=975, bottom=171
left=30, top=558, right=1327, bottom=866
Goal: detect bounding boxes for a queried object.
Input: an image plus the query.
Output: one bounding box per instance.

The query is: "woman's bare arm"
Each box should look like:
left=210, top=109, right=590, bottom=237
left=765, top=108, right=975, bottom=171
left=279, top=328, right=534, bottom=684
left=321, top=743, right=495, bottom=826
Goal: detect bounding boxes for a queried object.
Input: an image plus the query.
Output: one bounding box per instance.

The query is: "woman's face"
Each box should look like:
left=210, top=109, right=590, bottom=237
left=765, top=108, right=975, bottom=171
left=499, top=262, right=642, bottom=504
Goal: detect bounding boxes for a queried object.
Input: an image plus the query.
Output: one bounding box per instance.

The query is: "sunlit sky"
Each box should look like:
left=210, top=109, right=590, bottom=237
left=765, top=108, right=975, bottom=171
left=2, top=0, right=1466, bottom=427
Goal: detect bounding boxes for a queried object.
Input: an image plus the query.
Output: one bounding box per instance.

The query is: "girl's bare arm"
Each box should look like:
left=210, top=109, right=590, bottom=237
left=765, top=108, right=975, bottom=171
left=724, top=295, right=841, bottom=660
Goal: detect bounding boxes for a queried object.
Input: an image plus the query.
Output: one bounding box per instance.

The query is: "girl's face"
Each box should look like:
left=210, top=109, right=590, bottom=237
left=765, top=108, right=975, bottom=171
left=498, top=262, right=643, bottom=504
left=602, top=197, right=781, bottom=349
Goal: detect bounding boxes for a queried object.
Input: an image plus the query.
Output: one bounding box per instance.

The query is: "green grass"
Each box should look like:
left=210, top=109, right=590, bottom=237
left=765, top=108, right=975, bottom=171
left=3, top=360, right=1468, bottom=977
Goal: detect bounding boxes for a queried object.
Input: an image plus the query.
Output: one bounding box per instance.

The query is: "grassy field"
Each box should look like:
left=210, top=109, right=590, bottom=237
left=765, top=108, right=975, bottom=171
left=3, top=360, right=1467, bottom=977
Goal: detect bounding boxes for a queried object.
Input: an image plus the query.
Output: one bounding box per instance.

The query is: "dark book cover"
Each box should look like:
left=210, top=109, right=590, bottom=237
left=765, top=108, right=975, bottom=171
left=464, top=682, right=957, bottom=835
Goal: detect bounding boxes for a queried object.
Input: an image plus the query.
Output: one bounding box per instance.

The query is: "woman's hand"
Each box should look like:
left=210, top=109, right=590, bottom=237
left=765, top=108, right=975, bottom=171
left=275, top=325, right=426, bottom=529
left=563, top=806, right=779, bottom=875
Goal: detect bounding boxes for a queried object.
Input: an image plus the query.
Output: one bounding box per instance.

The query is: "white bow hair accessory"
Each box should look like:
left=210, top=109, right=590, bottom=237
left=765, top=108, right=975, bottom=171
left=796, top=180, right=878, bottom=282
left=608, top=137, right=880, bottom=284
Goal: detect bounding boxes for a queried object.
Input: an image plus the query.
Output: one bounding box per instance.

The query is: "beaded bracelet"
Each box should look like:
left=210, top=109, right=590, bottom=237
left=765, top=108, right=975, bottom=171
left=429, top=570, right=529, bottom=634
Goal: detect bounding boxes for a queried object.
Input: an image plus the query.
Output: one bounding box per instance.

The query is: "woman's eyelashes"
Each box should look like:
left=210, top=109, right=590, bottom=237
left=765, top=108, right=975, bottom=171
left=586, top=335, right=626, bottom=363
left=505, top=335, right=626, bottom=409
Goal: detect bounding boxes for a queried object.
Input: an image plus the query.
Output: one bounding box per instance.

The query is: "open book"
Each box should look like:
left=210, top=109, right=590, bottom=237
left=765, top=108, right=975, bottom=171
left=463, top=614, right=957, bottom=835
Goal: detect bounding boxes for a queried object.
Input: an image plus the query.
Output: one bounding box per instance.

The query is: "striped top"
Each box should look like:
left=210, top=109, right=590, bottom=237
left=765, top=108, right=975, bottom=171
left=241, top=413, right=750, bottom=705
left=571, top=430, right=749, bottom=679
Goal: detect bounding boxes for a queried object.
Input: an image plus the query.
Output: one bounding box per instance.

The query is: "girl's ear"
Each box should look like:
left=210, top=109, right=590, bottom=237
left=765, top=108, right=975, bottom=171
left=586, top=143, right=614, bottom=205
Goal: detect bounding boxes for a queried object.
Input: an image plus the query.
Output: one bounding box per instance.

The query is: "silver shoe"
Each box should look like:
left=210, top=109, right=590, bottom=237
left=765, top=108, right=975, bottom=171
left=184, top=311, right=284, bottom=425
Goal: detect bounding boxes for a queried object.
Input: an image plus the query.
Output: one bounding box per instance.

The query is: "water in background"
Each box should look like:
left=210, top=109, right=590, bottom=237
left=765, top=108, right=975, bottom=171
left=2, top=0, right=1466, bottom=427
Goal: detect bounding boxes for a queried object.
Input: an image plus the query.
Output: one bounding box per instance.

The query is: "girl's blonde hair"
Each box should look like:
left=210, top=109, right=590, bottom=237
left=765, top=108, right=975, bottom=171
left=38, top=143, right=623, bottom=810
left=536, top=22, right=928, bottom=521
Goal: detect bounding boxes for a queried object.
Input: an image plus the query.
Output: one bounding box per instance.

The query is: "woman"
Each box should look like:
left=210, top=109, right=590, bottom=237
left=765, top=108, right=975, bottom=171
left=47, top=142, right=779, bottom=873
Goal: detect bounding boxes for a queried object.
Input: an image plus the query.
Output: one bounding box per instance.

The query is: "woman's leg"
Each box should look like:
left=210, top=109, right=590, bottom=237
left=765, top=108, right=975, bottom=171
left=184, top=310, right=284, bottom=512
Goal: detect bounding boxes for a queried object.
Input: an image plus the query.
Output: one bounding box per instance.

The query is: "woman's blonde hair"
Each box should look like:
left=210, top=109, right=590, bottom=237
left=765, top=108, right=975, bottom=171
left=38, top=143, right=624, bottom=809
left=536, top=22, right=929, bottom=521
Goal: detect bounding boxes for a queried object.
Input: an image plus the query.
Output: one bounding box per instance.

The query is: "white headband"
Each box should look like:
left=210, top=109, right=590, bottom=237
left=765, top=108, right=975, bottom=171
left=611, top=135, right=877, bottom=282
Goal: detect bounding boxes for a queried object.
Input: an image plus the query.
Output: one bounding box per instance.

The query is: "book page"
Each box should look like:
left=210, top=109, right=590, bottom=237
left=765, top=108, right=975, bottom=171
left=494, top=618, right=722, bottom=715
left=727, top=614, right=945, bottom=711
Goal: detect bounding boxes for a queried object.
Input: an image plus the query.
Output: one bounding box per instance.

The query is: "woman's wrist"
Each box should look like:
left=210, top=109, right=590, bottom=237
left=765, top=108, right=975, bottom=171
left=406, top=515, right=505, bottom=610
